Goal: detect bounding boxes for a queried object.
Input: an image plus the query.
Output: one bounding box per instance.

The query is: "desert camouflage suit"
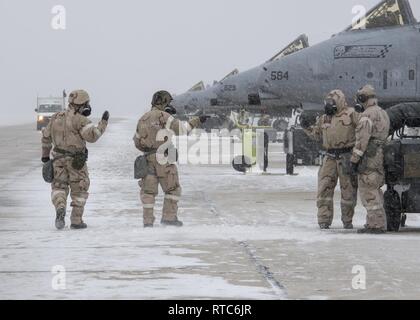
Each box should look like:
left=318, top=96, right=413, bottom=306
left=42, top=106, right=108, bottom=225
left=134, top=107, right=200, bottom=225
left=305, top=90, right=360, bottom=227
left=351, top=99, right=390, bottom=230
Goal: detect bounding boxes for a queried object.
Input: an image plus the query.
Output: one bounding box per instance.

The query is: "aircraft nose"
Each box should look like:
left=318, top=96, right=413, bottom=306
left=258, top=67, right=282, bottom=98
left=257, top=73, right=283, bottom=107
left=213, top=84, right=223, bottom=97
left=171, top=98, right=188, bottom=114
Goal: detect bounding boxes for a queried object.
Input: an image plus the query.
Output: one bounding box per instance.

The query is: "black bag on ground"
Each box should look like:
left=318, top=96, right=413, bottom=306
left=42, top=160, right=54, bottom=183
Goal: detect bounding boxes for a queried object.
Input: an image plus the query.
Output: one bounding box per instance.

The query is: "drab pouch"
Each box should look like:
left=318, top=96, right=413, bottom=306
left=72, top=151, right=88, bottom=170
left=365, top=140, right=378, bottom=158
left=358, top=141, right=379, bottom=173
left=134, top=155, right=149, bottom=179
left=42, top=160, right=54, bottom=183
left=340, top=152, right=352, bottom=176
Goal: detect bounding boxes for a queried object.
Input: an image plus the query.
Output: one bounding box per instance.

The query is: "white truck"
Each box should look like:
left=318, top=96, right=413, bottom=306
left=35, top=95, right=66, bottom=131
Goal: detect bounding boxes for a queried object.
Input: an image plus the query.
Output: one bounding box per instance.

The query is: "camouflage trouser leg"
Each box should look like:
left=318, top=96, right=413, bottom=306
left=140, top=174, right=159, bottom=225
left=159, top=164, right=182, bottom=222
left=359, top=171, right=386, bottom=230
left=68, top=163, right=90, bottom=225
left=338, top=158, right=358, bottom=225
left=317, top=157, right=338, bottom=226
left=51, top=158, right=70, bottom=211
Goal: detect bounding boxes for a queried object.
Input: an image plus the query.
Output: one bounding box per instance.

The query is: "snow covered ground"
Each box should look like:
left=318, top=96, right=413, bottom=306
left=1, top=119, right=420, bottom=300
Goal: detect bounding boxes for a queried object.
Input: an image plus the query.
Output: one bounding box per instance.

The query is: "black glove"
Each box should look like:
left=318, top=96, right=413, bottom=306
left=350, top=162, right=359, bottom=176
left=199, top=115, right=210, bottom=124
left=42, top=157, right=50, bottom=163
left=102, top=111, right=110, bottom=122
left=300, top=112, right=316, bottom=129
left=300, top=117, right=311, bottom=129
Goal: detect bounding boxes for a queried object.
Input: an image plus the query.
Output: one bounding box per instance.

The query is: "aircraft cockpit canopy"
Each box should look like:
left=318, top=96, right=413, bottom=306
left=219, top=69, right=239, bottom=83
left=267, top=34, right=310, bottom=62
left=347, top=0, right=416, bottom=31
left=188, top=81, right=205, bottom=92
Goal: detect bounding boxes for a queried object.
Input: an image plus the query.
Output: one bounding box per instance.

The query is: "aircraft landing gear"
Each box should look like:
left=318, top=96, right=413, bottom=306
left=384, top=188, right=402, bottom=232
left=286, top=154, right=294, bottom=176
left=232, top=155, right=252, bottom=173
left=401, top=213, right=407, bottom=228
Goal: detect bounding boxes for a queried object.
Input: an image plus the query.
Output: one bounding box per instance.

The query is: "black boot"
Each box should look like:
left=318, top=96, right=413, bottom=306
left=343, top=223, right=354, bottom=230
left=55, top=208, right=66, bottom=230
left=161, top=219, right=183, bottom=227
left=144, top=224, right=154, bottom=228
left=70, top=221, right=88, bottom=230
left=319, top=223, right=330, bottom=230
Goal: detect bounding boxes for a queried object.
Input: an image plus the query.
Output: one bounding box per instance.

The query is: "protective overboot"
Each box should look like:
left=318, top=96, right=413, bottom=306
left=70, top=221, right=88, bottom=230
left=357, top=228, right=386, bottom=234
left=343, top=223, right=354, bottom=230
left=319, top=223, right=330, bottom=230
left=55, top=208, right=66, bottom=230
left=161, top=219, right=183, bottom=227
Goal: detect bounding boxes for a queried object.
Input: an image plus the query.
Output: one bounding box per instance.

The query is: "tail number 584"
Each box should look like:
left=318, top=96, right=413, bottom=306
left=271, top=71, right=289, bottom=81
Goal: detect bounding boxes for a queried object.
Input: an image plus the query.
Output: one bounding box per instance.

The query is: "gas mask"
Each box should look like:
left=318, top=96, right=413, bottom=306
left=354, top=104, right=365, bottom=113
left=355, top=93, right=369, bottom=113
left=164, top=104, right=177, bottom=116
left=78, top=103, right=92, bottom=117
left=324, top=99, right=337, bottom=116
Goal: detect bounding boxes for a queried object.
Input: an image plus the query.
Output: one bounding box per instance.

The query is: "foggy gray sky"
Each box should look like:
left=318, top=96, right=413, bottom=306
left=1, top=0, right=419, bottom=125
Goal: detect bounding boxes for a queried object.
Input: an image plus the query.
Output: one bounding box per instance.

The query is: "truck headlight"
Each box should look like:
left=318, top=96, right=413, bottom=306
left=38, top=116, right=44, bottom=121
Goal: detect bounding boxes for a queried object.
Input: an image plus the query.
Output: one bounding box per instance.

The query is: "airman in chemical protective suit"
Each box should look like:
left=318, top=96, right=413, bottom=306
left=41, top=90, right=109, bottom=230
left=303, top=90, right=360, bottom=229
left=133, top=90, right=207, bottom=227
left=351, top=85, right=390, bottom=234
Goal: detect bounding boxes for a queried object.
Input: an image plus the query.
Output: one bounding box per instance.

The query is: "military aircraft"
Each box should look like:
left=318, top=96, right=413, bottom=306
left=171, top=70, right=239, bottom=130
left=214, top=35, right=309, bottom=113
left=171, top=70, right=238, bottom=117
left=214, top=35, right=309, bottom=130
left=171, top=35, right=309, bottom=130
left=255, top=0, right=419, bottom=174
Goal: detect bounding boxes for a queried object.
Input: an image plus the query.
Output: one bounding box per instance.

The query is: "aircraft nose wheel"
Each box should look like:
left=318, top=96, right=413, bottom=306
left=384, top=188, right=402, bottom=232
left=401, top=214, right=407, bottom=228
left=232, top=155, right=252, bottom=173
left=286, top=154, right=294, bottom=175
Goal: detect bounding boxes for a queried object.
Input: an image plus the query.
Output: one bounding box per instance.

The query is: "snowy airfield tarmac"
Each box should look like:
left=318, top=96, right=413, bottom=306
left=1, top=119, right=420, bottom=300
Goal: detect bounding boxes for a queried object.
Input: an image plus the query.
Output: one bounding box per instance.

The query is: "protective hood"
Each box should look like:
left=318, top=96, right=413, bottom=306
left=326, top=89, right=348, bottom=114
